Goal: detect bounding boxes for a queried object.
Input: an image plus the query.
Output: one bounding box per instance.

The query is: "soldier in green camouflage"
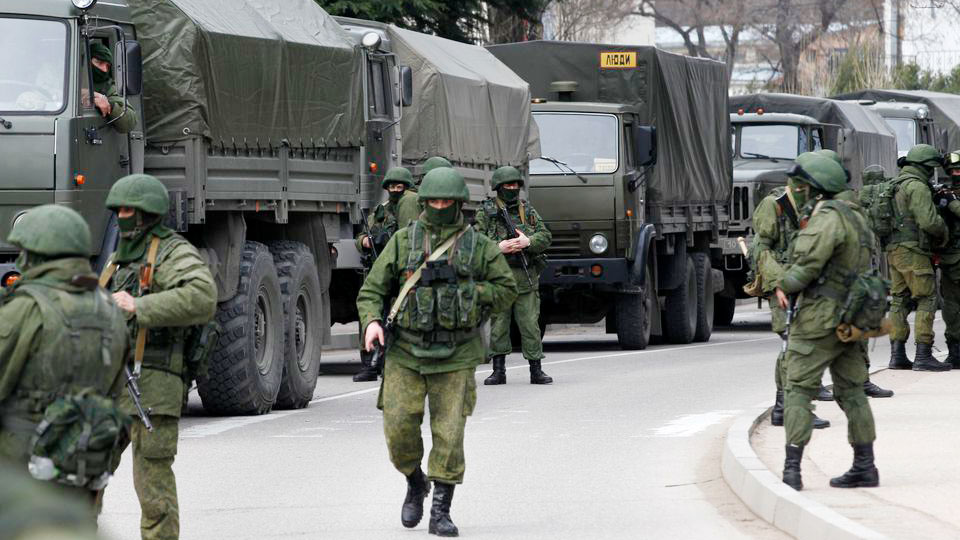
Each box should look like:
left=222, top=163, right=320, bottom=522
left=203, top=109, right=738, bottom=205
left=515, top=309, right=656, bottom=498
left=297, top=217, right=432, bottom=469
left=0, top=205, right=129, bottom=511
left=100, top=174, right=217, bottom=540
left=353, top=167, right=419, bottom=382
left=357, top=167, right=517, bottom=537
left=885, top=144, right=951, bottom=371
left=87, top=42, right=138, bottom=134
left=396, top=156, right=453, bottom=226
left=773, top=153, right=879, bottom=491
left=475, top=166, right=554, bottom=385
left=933, top=150, right=960, bottom=368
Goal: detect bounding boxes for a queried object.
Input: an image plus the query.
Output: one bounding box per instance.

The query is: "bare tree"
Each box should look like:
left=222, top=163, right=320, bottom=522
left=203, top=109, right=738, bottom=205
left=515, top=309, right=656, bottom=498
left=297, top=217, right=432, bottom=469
left=544, top=0, right=637, bottom=43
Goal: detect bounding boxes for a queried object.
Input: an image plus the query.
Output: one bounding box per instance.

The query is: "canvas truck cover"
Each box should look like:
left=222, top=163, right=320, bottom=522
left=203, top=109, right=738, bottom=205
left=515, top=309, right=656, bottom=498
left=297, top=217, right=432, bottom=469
left=832, top=89, right=960, bottom=151
left=386, top=26, right=536, bottom=168
left=729, top=93, right=897, bottom=187
left=130, top=0, right=364, bottom=146
left=486, top=41, right=732, bottom=206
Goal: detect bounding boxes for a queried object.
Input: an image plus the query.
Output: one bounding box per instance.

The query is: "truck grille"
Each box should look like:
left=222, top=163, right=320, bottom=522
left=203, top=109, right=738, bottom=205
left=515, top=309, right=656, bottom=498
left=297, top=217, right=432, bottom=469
left=732, top=186, right=751, bottom=222
left=547, top=231, right=581, bottom=257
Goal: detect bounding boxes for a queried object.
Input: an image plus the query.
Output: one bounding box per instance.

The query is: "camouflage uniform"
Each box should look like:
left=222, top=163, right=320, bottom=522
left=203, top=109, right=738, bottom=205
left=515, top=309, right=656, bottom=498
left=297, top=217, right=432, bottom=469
left=395, top=156, right=453, bottom=225
left=89, top=42, right=138, bottom=134
left=101, top=175, right=217, bottom=540
left=934, top=151, right=960, bottom=368
left=356, top=167, right=516, bottom=535
left=474, top=166, right=553, bottom=385
left=0, top=205, right=129, bottom=510
left=0, top=461, right=102, bottom=540
left=775, top=153, right=879, bottom=491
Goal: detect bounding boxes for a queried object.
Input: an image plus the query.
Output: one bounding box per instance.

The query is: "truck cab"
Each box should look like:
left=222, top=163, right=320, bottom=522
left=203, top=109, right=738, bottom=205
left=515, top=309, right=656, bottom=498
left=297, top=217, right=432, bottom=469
left=851, top=100, right=941, bottom=157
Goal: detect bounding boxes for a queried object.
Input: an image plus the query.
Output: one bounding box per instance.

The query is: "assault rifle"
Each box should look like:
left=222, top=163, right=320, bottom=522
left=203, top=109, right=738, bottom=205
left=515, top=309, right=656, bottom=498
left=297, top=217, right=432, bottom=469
left=498, top=206, right=535, bottom=288
left=782, top=295, right=796, bottom=355
left=124, top=366, right=153, bottom=432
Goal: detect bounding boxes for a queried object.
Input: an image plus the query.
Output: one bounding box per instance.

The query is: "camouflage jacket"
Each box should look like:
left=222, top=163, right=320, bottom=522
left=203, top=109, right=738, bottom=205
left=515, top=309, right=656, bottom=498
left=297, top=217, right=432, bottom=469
left=394, top=189, right=423, bottom=229
left=888, top=165, right=947, bottom=254
left=752, top=187, right=798, bottom=295
left=355, top=191, right=418, bottom=256
left=474, top=197, right=552, bottom=294
left=93, top=80, right=138, bottom=135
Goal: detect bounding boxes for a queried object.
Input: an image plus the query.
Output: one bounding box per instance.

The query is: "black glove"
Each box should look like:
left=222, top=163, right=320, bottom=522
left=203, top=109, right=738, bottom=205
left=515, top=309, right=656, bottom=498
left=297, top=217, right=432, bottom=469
left=934, top=190, right=958, bottom=208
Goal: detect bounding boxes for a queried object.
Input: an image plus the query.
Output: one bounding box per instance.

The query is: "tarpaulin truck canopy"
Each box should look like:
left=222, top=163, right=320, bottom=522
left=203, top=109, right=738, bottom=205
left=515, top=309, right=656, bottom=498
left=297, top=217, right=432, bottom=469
left=486, top=40, right=732, bottom=206
left=832, top=89, right=960, bottom=151
left=730, top=93, right=898, bottom=187
left=386, top=26, right=536, bottom=168
left=130, top=0, right=364, bottom=146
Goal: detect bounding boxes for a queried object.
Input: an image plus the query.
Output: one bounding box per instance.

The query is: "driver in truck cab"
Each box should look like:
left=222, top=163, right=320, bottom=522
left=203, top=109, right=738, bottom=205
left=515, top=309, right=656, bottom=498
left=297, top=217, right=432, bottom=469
left=84, top=42, right=138, bottom=134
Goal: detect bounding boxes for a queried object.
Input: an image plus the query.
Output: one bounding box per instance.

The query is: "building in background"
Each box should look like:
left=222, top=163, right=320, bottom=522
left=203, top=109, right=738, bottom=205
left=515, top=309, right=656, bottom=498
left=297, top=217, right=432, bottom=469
left=886, top=0, right=960, bottom=74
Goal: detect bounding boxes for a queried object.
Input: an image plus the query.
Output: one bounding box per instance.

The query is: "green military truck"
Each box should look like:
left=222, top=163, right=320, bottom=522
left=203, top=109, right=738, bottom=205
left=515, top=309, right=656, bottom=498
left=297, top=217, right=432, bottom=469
left=488, top=41, right=731, bottom=349
left=0, top=0, right=400, bottom=415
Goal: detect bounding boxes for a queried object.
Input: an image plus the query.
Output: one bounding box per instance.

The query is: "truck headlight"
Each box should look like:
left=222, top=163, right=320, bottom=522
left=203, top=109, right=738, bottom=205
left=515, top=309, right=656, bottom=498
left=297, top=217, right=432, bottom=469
left=11, top=212, right=27, bottom=231
left=918, top=107, right=929, bottom=119
left=588, top=234, right=608, bottom=255
left=72, top=0, right=97, bottom=10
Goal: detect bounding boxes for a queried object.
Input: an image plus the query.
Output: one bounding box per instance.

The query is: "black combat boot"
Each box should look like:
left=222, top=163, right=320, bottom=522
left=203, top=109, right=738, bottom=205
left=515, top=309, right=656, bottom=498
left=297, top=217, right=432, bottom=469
left=888, top=340, right=912, bottom=370
left=947, top=340, right=960, bottom=369
left=484, top=355, right=506, bottom=385
left=864, top=379, right=894, bottom=398
left=783, top=444, right=804, bottom=491
left=913, top=342, right=952, bottom=371
left=353, top=351, right=379, bottom=382
left=770, top=391, right=784, bottom=426
left=816, top=385, right=834, bottom=401
left=528, top=360, right=553, bottom=384
left=830, top=443, right=879, bottom=488
left=812, top=414, right=830, bottom=429
left=428, top=482, right=458, bottom=537
left=401, top=467, right=431, bottom=528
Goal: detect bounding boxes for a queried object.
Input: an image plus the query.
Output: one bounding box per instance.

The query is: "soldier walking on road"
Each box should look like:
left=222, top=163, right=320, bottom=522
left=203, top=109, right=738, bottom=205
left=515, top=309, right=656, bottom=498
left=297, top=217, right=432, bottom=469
left=100, top=174, right=217, bottom=540
left=885, top=145, right=951, bottom=371
left=357, top=167, right=517, bottom=537
left=353, top=167, right=419, bottom=382
left=0, top=205, right=129, bottom=513
left=774, top=153, right=880, bottom=491
left=475, top=166, right=554, bottom=385
left=933, top=151, right=960, bottom=368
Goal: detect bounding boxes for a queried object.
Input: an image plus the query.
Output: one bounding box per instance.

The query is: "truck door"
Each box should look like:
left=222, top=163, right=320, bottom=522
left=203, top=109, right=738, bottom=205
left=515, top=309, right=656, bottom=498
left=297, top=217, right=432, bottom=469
left=621, top=118, right=642, bottom=251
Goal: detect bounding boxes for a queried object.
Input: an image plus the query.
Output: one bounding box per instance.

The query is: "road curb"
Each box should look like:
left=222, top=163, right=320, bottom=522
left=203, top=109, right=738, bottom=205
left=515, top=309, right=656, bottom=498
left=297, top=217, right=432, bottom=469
left=721, top=407, right=888, bottom=540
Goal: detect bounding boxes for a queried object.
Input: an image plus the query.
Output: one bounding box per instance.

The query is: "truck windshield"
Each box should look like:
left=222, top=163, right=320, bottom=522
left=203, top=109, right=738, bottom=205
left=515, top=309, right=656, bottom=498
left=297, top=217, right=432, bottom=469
left=739, top=124, right=802, bottom=160
left=0, top=18, right=67, bottom=114
left=883, top=117, right=917, bottom=155
left=530, top=113, right=619, bottom=174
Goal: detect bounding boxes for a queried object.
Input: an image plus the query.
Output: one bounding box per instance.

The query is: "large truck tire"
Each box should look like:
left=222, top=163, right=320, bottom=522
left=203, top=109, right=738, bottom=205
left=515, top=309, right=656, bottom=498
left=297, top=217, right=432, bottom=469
left=691, top=252, right=714, bottom=343
left=269, top=241, right=322, bottom=410
left=616, top=262, right=653, bottom=350
left=663, top=255, right=698, bottom=344
left=199, top=241, right=284, bottom=415
left=714, top=294, right=736, bottom=326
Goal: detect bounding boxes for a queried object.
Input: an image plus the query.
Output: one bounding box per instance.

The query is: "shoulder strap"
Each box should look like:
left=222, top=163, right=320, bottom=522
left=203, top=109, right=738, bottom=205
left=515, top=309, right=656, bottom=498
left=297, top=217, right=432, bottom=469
left=15, top=285, right=68, bottom=327
left=98, top=261, right=117, bottom=288
left=133, top=236, right=162, bottom=370
left=386, top=226, right=468, bottom=325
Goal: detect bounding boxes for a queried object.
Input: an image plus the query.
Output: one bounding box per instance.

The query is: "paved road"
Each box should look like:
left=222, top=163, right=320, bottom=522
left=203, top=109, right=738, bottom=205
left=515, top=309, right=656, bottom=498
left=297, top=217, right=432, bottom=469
left=100, top=307, right=790, bottom=539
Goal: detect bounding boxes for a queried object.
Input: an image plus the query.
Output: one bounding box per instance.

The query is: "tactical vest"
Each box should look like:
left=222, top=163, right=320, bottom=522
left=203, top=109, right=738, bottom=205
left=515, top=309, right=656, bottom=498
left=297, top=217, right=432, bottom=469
left=108, top=236, right=188, bottom=378
left=3, top=283, right=126, bottom=417
left=806, top=201, right=875, bottom=304
left=394, top=222, right=484, bottom=340
left=888, top=177, right=926, bottom=246
left=371, top=202, right=400, bottom=248
left=479, top=198, right=546, bottom=269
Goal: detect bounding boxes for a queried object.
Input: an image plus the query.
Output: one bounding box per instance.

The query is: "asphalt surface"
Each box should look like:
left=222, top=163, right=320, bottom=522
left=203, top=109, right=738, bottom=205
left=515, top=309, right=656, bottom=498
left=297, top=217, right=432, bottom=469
left=99, top=306, right=791, bottom=540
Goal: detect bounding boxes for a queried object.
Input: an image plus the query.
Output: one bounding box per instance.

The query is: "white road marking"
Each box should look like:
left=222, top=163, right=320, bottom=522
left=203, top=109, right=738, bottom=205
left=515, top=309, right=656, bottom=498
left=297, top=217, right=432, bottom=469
left=180, top=411, right=297, bottom=439
left=649, top=410, right=742, bottom=438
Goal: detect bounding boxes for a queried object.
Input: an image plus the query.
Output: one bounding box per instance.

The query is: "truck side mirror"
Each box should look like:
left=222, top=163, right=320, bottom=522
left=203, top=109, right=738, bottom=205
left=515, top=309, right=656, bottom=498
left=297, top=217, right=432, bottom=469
left=398, top=65, right=413, bottom=108
left=635, top=125, right=657, bottom=167
left=116, top=40, right=142, bottom=96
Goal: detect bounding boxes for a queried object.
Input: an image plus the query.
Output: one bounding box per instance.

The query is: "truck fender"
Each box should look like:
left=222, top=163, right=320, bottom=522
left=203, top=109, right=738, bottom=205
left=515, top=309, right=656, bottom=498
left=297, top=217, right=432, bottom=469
left=629, top=224, right=657, bottom=286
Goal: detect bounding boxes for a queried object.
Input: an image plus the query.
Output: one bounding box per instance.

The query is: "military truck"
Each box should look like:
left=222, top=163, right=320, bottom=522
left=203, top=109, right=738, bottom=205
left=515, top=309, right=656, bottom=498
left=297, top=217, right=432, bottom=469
left=0, top=0, right=401, bottom=415
left=488, top=41, right=731, bottom=349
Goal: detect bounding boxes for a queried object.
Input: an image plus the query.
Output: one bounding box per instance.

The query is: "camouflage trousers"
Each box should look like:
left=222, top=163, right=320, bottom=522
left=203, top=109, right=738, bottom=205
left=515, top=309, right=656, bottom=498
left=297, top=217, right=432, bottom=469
left=489, top=289, right=544, bottom=360
left=784, top=335, right=876, bottom=447
left=118, top=414, right=179, bottom=540
left=380, top=361, right=477, bottom=484
left=940, top=259, right=960, bottom=343
left=887, top=247, right=937, bottom=344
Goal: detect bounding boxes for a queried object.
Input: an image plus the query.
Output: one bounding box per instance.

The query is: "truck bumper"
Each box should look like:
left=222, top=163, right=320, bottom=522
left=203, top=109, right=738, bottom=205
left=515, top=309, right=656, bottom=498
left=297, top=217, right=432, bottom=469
left=540, top=258, right=629, bottom=285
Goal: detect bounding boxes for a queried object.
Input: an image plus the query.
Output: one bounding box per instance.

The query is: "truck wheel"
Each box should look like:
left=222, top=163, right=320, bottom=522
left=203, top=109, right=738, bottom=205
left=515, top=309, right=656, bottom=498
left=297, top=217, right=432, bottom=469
left=200, top=241, right=284, bottom=415
left=692, top=253, right=714, bottom=342
left=616, top=262, right=653, bottom=350
left=714, top=294, right=736, bottom=326
left=663, top=255, right=698, bottom=344
left=269, top=241, right=322, bottom=410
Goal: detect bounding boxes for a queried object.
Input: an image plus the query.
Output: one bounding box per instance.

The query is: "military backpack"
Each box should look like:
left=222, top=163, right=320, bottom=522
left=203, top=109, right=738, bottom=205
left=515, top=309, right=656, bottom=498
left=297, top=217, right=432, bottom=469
left=860, top=178, right=904, bottom=243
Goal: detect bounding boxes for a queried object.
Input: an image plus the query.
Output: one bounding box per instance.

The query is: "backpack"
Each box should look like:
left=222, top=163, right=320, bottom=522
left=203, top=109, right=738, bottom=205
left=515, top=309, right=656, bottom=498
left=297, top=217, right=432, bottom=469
left=862, top=178, right=905, bottom=244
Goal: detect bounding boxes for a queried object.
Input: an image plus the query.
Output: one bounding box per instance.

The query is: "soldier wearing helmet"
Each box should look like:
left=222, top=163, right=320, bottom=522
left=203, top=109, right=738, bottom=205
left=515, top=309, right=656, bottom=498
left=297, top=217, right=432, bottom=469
left=357, top=167, right=517, bottom=537
left=353, top=167, right=418, bottom=382
left=395, top=156, right=455, bottom=226
left=933, top=150, right=960, bottom=368
left=100, top=174, right=217, bottom=540
left=86, top=41, right=138, bottom=134
left=0, top=205, right=129, bottom=512
left=773, top=153, right=881, bottom=492
left=886, top=144, right=951, bottom=372
left=475, top=165, right=554, bottom=385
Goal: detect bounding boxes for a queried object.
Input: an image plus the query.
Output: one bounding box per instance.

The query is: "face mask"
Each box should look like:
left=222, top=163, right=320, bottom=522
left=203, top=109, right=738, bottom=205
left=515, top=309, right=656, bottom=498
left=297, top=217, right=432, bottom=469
left=786, top=178, right=810, bottom=211
left=118, top=214, right=139, bottom=238
left=388, top=190, right=404, bottom=204
left=424, top=203, right=459, bottom=226
left=498, top=187, right=519, bottom=204
left=92, top=65, right=111, bottom=85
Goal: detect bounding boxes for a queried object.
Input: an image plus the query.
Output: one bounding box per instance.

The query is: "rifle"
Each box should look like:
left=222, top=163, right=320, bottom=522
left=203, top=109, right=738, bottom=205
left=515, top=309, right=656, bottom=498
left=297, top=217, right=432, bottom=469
left=359, top=209, right=379, bottom=268
left=124, top=365, right=153, bottom=432
left=497, top=205, right=535, bottom=288
left=782, top=295, right=796, bottom=355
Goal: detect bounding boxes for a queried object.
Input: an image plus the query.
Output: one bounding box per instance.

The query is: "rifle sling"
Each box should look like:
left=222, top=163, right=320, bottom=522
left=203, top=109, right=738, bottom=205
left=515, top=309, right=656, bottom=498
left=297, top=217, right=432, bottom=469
left=99, top=236, right=161, bottom=372
left=386, top=226, right=467, bottom=325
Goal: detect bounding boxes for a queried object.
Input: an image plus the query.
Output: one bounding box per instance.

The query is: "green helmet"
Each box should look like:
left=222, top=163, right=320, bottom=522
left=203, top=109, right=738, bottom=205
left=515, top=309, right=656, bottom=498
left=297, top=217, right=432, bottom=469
left=7, top=205, right=91, bottom=257
left=790, top=152, right=848, bottom=194
left=815, top=149, right=842, bottom=165
left=862, top=164, right=887, bottom=186
left=943, top=150, right=960, bottom=172
left=106, top=174, right=170, bottom=216
left=904, top=144, right=943, bottom=168
left=381, top=167, right=414, bottom=189
left=418, top=167, right=470, bottom=202
left=491, top=166, right=523, bottom=190
left=421, top=156, right=453, bottom=177
left=90, top=42, right=113, bottom=65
